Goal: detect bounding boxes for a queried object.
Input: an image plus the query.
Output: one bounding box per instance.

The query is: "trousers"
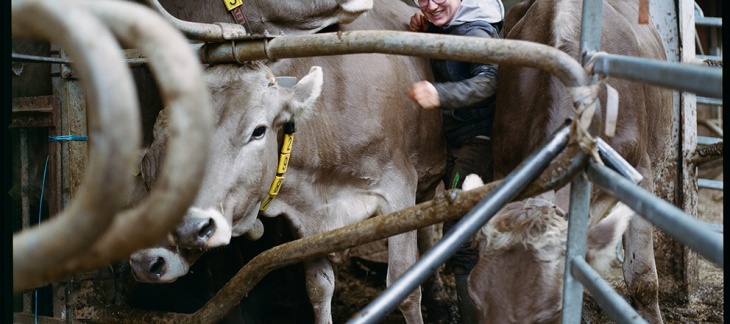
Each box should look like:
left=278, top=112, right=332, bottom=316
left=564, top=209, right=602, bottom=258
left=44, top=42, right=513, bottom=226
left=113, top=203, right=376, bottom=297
left=442, top=136, right=493, bottom=275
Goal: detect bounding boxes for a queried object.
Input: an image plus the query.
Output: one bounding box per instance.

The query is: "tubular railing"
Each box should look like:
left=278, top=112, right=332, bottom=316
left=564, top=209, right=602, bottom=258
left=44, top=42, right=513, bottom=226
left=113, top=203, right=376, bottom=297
left=11, top=0, right=212, bottom=293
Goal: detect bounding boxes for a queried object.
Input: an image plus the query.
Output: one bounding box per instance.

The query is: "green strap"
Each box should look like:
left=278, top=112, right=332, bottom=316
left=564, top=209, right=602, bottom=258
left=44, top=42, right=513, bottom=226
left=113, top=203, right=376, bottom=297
left=450, top=172, right=461, bottom=190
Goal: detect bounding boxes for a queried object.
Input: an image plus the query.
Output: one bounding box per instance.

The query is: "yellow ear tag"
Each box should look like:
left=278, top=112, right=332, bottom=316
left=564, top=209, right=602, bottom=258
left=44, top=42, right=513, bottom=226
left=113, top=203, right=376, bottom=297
left=223, top=0, right=243, bottom=11
left=281, top=133, right=294, bottom=154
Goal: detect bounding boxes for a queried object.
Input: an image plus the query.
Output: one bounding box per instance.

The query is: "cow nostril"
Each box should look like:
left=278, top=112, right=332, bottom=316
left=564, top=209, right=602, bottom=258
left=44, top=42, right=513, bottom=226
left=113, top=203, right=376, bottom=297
left=198, top=218, right=216, bottom=240
left=150, top=257, right=166, bottom=277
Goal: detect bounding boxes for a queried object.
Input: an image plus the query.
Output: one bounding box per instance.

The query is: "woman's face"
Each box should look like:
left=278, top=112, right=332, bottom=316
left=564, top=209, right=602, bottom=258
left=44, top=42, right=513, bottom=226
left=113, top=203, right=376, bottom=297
left=420, top=0, right=461, bottom=27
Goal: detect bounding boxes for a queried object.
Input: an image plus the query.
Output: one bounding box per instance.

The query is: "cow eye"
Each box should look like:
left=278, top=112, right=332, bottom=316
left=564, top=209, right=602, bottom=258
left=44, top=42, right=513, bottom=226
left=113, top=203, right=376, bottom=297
left=252, top=125, right=266, bottom=139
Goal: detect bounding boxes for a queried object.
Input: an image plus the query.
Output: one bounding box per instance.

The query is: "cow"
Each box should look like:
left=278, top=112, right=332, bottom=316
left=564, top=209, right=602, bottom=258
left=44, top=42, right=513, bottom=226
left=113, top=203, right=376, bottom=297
left=462, top=174, right=632, bottom=323
left=130, top=0, right=445, bottom=323
left=151, top=0, right=374, bottom=36
left=469, top=0, right=674, bottom=322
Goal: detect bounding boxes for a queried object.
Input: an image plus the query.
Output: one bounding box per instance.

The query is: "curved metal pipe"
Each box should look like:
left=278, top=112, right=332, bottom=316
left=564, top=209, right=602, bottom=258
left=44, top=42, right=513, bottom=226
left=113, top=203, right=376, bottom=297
left=12, top=0, right=213, bottom=292
left=141, top=0, right=249, bottom=42
left=199, top=31, right=591, bottom=89
left=12, top=0, right=140, bottom=292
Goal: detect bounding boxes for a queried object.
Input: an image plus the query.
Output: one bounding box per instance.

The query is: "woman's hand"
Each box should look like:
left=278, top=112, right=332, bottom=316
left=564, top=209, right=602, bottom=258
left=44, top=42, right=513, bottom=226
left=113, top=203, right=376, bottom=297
left=409, top=12, right=430, bottom=32
left=407, top=81, right=440, bottom=109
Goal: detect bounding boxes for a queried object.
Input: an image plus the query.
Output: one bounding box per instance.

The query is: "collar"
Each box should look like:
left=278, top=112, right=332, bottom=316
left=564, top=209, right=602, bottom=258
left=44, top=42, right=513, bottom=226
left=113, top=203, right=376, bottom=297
left=259, top=121, right=296, bottom=211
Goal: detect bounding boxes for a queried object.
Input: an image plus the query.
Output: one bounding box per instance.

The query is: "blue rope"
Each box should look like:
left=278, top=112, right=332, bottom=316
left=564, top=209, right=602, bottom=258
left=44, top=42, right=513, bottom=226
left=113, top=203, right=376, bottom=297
left=33, top=135, right=84, bottom=322
left=35, top=156, right=49, bottom=324
left=48, top=135, right=88, bottom=142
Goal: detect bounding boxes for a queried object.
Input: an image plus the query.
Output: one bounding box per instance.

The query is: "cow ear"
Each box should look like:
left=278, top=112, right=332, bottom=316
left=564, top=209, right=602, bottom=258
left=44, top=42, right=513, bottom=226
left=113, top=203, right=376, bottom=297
left=585, top=203, right=632, bottom=271
left=287, top=66, right=323, bottom=119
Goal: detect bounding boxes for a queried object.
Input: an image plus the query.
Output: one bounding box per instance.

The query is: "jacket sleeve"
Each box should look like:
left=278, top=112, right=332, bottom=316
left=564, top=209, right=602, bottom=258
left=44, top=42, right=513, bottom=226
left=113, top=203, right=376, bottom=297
left=435, top=69, right=497, bottom=110
left=434, top=23, right=499, bottom=110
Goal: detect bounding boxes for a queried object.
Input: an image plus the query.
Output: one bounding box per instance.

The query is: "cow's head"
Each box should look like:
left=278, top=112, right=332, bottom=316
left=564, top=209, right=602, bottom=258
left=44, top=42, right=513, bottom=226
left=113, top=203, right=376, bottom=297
left=466, top=176, right=631, bottom=323
left=242, top=0, right=373, bottom=35
left=141, top=62, right=323, bottom=250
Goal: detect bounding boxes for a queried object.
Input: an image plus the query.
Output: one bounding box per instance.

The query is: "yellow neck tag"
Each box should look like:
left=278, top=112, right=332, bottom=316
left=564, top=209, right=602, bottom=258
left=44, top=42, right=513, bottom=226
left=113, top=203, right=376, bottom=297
left=260, top=126, right=296, bottom=211
left=223, top=0, right=243, bottom=11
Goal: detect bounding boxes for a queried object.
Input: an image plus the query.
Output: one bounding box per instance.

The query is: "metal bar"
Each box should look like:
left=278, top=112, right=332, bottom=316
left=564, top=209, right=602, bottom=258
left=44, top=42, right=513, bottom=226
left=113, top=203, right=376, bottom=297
left=349, top=125, right=573, bottom=324
left=597, top=138, right=643, bottom=184
left=586, top=162, right=723, bottom=267
left=12, top=53, right=148, bottom=66
left=697, top=136, right=722, bottom=145
left=698, top=179, right=723, bottom=190
left=701, top=222, right=723, bottom=234
left=579, top=0, right=603, bottom=64
left=698, top=119, right=723, bottom=137
left=571, top=257, right=648, bottom=323
left=695, top=55, right=723, bottom=64
left=199, top=31, right=591, bottom=89
left=142, top=0, right=250, bottom=42
left=696, top=96, right=723, bottom=106
left=590, top=52, right=723, bottom=99
left=12, top=53, right=70, bottom=64
left=695, top=17, right=722, bottom=27
left=561, top=173, right=591, bottom=324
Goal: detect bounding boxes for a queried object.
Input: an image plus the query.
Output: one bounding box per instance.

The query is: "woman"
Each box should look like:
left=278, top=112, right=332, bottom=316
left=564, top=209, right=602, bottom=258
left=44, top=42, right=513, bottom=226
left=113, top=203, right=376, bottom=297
left=406, top=0, right=504, bottom=322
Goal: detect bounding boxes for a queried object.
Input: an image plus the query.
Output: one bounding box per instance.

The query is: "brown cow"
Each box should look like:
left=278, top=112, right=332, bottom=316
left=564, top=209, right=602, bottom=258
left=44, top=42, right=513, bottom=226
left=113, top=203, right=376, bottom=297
left=472, top=0, right=674, bottom=322
left=130, top=0, right=444, bottom=323
left=462, top=174, right=631, bottom=323
left=153, top=0, right=373, bottom=35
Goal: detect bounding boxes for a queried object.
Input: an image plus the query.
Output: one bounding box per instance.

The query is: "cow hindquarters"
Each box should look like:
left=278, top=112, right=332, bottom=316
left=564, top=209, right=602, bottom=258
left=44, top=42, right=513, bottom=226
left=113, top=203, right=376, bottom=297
left=304, top=257, right=335, bottom=324
left=622, top=155, right=663, bottom=324
left=387, top=230, right=424, bottom=324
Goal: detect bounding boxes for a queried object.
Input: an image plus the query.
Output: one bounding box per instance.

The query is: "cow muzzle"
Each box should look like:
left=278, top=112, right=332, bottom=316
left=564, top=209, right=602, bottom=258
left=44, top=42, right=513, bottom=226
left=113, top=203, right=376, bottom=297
left=129, top=247, right=190, bottom=283
left=172, top=207, right=232, bottom=248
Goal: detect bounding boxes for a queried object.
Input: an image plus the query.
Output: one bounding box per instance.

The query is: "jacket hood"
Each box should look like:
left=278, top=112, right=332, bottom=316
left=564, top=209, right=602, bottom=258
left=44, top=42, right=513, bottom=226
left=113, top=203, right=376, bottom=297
left=444, top=0, right=504, bottom=27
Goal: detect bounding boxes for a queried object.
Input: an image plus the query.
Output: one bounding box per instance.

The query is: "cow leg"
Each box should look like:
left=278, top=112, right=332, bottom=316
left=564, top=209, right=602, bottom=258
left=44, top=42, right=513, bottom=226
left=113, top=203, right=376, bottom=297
left=623, top=213, right=662, bottom=323
left=622, top=157, right=663, bottom=324
left=417, top=224, right=450, bottom=306
left=303, top=257, right=335, bottom=324
left=387, top=230, right=424, bottom=324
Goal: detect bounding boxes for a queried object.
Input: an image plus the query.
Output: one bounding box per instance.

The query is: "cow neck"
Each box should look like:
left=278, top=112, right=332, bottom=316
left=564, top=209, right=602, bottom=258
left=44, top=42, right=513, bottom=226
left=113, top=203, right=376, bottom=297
left=220, top=0, right=253, bottom=33
left=259, top=121, right=296, bottom=211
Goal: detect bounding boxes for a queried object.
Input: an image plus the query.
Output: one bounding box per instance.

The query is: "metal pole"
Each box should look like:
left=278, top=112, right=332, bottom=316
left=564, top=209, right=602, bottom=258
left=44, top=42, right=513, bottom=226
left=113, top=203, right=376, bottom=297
left=586, top=162, right=723, bottom=267
left=571, top=257, right=648, bottom=323
left=590, top=52, right=723, bottom=99
left=348, top=125, right=573, bottom=324
left=579, top=0, right=604, bottom=64
left=597, top=138, right=643, bottom=184
left=561, top=172, right=591, bottom=324
left=198, top=31, right=590, bottom=89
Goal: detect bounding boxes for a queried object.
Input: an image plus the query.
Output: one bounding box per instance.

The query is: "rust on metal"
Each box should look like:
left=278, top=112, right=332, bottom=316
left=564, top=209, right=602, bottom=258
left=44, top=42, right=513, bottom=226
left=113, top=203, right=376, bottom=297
left=11, top=96, right=58, bottom=128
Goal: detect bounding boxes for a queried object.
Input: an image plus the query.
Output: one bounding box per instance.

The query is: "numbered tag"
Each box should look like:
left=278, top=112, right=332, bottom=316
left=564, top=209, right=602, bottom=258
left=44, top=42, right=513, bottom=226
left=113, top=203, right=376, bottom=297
left=223, top=0, right=242, bottom=11
left=281, top=133, right=295, bottom=154
left=268, top=175, right=285, bottom=196
left=277, top=153, right=290, bottom=174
